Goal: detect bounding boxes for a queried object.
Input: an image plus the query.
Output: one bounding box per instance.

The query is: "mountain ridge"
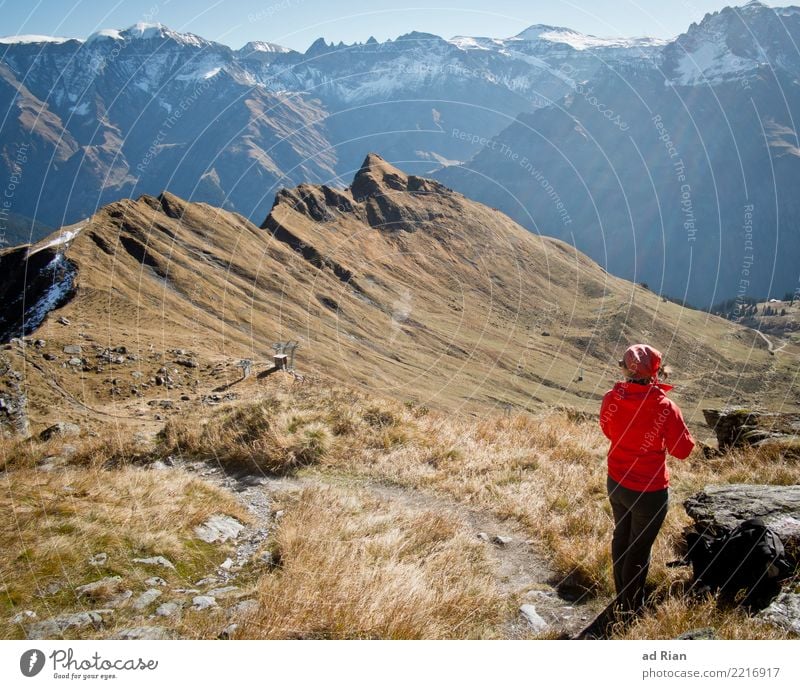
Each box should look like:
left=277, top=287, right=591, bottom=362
left=2, top=154, right=795, bottom=439
left=2, top=3, right=800, bottom=305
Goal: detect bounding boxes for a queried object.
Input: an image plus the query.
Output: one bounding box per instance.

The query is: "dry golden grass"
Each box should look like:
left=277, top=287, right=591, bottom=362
left=621, top=596, right=792, bottom=640
left=142, top=382, right=800, bottom=638
left=161, top=398, right=329, bottom=474
left=235, top=484, right=505, bottom=639
left=0, top=428, right=155, bottom=473
left=2, top=380, right=798, bottom=640
left=0, top=462, right=251, bottom=639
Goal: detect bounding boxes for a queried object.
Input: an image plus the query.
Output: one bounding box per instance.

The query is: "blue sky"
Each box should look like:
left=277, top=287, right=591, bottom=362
left=0, top=0, right=779, bottom=51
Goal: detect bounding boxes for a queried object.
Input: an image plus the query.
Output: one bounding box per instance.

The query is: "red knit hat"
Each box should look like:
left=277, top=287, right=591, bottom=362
left=619, top=344, right=662, bottom=380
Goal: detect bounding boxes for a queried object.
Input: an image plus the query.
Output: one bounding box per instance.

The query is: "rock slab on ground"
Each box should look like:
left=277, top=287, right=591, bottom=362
left=115, top=626, right=169, bottom=640
left=26, top=610, right=112, bottom=639
left=194, top=514, right=245, bottom=543
left=132, top=588, right=162, bottom=610
left=519, top=604, right=548, bottom=633
left=74, top=576, right=123, bottom=600
left=702, top=409, right=800, bottom=453
left=132, top=556, right=175, bottom=570
left=39, top=422, right=80, bottom=441
left=756, top=592, right=800, bottom=634
left=683, top=484, right=800, bottom=566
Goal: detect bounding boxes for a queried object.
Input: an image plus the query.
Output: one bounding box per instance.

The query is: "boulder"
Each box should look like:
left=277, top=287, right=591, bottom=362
left=683, top=484, right=800, bottom=567
left=115, top=626, right=169, bottom=640
left=39, top=422, right=81, bottom=441
left=0, top=387, right=29, bottom=437
left=10, top=610, right=37, bottom=625
left=194, top=514, right=245, bottom=543
left=132, top=555, right=176, bottom=570
left=219, top=623, right=238, bottom=639
left=519, top=604, right=548, bottom=633
left=26, top=609, right=112, bottom=639
left=155, top=601, right=182, bottom=617
left=63, top=345, right=81, bottom=355
left=207, top=586, right=239, bottom=598
left=229, top=599, right=259, bottom=619
left=756, top=592, right=800, bottom=634
left=74, top=576, right=123, bottom=601
left=192, top=595, right=217, bottom=610
left=702, top=409, right=800, bottom=453
left=132, top=588, right=162, bottom=610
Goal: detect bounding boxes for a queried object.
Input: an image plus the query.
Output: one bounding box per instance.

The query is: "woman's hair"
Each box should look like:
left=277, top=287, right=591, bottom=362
left=619, top=362, right=671, bottom=383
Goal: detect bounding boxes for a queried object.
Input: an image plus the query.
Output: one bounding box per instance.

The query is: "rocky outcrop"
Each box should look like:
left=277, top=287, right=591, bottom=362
left=0, top=351, right=29, bottom=437
left=0, top=243, right=76, bottom=342
left=757, top=592, right=800, bottom=634
left=702, top=409, right=800, bottom=454
left=683, top=484, right=800, bottom=566
left=39, top=421, right=80, bottom=441
left=26, top=610, right=112, bottom=639
left=194, top=515, right=245, bottom=544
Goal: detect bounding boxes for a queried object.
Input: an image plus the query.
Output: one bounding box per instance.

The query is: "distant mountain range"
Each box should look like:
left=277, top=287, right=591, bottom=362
left=1, top=1, right=799, bottom=305
left=437, top=1, right=800, bottom=307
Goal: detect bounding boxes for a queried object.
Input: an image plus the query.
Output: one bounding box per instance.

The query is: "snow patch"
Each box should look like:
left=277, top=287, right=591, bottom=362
left=121, top=22, right=209, bottom=48
left=239, top=41, right=290, bottom=54
left=125, top=22, right=167, bottom=40
left=69, top=102, right=90, bottom=116
left=22, top=254, right=77, bottom=335
left=86, top=29, right=123, bottom=43
left=0, top=34, right=75, bottom=44
left=27, top=225, right=84, bottom=258
left=449, top=36, right=493, bottom=51
left=509, top=24, right=669, bottom=50
left=673, top=39, right=757, bottom=85
left=175, top=59, right=224, bottom=82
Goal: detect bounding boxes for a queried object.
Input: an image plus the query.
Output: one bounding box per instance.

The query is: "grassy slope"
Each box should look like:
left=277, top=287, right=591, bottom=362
left=2, top=377, right=797, bottom=640
left=4, top=155, right=798, bottom=442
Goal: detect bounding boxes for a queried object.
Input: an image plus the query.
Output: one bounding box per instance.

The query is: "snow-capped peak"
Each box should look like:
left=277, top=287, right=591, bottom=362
left=86, top=28, right=123, bottom=43
left=238, top=40, right=290, bottom=54
left=0, top=34, right=77, bottom=45
left=666, top=1, right=800, bottom=85
left=119, top=22, right=212, bottom=48
left=510, top=24, right=669, bottom=50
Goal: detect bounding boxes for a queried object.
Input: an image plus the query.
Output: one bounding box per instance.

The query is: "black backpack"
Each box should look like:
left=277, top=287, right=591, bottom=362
left=680, top=518, right=792, bottom=609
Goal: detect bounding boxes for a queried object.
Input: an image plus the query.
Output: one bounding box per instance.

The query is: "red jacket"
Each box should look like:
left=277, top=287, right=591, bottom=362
left=600, top=381, right=695, bottom=492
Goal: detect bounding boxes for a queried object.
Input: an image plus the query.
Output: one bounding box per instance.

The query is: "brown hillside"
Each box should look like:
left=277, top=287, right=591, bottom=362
left=1, top=153, right=797, bottom=435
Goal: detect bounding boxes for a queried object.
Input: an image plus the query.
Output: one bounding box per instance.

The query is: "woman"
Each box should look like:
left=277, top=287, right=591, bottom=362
left=599, top=343, right=695, bottom=618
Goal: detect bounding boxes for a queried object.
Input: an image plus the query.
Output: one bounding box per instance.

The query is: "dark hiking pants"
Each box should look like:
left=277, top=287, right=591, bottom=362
left=607, top=475, right=669, bottom=613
